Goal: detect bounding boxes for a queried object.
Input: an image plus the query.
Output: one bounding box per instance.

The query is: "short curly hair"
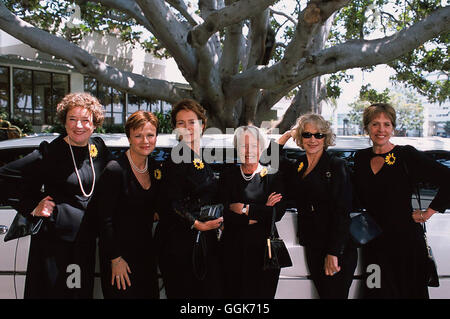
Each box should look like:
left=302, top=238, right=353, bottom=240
left=57, top=92, right=105, bottom=128
left=292, top=113, right=336, bottom=150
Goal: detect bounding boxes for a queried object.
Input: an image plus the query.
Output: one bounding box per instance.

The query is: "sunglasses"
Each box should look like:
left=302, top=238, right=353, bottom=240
left=301, top=132, right=326, bottom=139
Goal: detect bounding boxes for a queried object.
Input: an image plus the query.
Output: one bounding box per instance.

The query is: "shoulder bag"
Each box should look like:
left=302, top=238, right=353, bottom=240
left=402, top=153, right=439, bottom=287
left=263, top=206, right=292, bottom=270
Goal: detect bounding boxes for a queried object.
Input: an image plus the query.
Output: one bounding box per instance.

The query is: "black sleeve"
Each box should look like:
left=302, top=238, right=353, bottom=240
left=403, top=145, right=450, bottom=213
left=96, top=160, right=124, bottom=260
left=0, top=141, right=48, bottom=217
left=327, top=157, right=353, bottom=256
left=220, top=168, right=253, bottom=227
left=160, top=159, right=197, bottom=229
left=247, top=172, right=287, bottom=226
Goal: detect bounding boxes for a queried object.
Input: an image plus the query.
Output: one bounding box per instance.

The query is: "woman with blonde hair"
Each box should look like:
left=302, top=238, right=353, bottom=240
left=277, top=113, right=357, bottom=299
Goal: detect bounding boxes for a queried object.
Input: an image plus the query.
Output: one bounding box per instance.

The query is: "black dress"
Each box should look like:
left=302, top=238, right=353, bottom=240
left=96, top=153, right=160, bottom=299
left=280, top=146, right=357, bottom=299
left=0, top=135, right=111, bottom=299
left=353, top=145, right=450, bottom=299
left=155, top=142, right=223, bottom=299
left=220, top=165, right=286, bottom=299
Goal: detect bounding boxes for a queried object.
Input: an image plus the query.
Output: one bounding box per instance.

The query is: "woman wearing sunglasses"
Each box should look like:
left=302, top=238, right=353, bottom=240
left=276, top=113, right=357, bottom=299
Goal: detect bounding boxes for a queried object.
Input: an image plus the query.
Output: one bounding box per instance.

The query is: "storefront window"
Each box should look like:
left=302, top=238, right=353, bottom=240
left=13, top=68, right=33, bottom=123
left=52, top=73, right=70, bottom=124
left=10, top=68, right=69, bottom=126
left=0, top=67, right=9, bottom=117
left=33, top=71, right=51, bottom=125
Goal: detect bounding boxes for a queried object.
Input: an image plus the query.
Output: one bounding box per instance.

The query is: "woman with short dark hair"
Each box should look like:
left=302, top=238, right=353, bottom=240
left=156, top=98, right=224, bottom=299
left=96, top=110, right=161, bottom=299
left=353, top=103, right=450, bottom=298
left=0, top=92, right=111, bottom=298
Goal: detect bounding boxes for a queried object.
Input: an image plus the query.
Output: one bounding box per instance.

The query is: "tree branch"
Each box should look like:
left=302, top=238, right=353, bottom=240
left=282, top=0, right=349, bottom=68
left=166, top=0, right=202, bottom=26
left=225, top=5, right=450, bottom=101
left=0, top=2, right=191, bottom=103
left=270, top=8, right=297, bottom=25
left=188, top=0, right=277, bottom=47
left=136, top=0, right=197, bottom=78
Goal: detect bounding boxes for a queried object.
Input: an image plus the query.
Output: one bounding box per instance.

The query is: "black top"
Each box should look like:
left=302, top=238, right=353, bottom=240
left=96, top=152, right=162, bottom=261
left=0, top=135, right=111, bottom=242
left=353, top=145, right=450, bottom=238
left=158, top=142, right=219, bottom=231
left=220, top=165, right=286, bottom=238
left=278, top=143, right=353, bottom=256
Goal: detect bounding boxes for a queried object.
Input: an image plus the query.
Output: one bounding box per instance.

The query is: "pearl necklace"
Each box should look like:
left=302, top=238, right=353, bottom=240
left=240, top=164, right=262, bottom=181
left=67, top=137, right=96, bottom=198
left=126, top=150, right=148, bottom=174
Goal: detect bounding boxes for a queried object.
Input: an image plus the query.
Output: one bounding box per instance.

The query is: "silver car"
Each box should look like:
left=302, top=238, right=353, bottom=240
left=1, top=134, right=449, bottom=299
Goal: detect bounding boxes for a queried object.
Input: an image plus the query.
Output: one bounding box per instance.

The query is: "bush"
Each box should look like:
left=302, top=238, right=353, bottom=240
left=9, top=117, right=34, bottom=134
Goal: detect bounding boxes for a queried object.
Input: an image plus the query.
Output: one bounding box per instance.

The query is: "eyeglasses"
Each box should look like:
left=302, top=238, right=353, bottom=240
left=301, top=132, right=326, bottom=139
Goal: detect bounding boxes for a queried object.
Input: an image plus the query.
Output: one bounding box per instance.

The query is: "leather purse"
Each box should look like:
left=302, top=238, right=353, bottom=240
left=263, top=207, right=292, bottom=270
left=4, top=212, right=43, bottom=242
left=197, top=204, right=223, bottom=222
left=349, top=209, right=382, bottom=246
left=403, top=159, right=439, bottom=287
left=423, top=223, right=440, bottom=287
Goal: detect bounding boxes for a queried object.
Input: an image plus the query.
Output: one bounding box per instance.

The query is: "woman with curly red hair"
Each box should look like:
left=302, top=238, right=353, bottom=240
left=0, top=92, right=111, bottom=298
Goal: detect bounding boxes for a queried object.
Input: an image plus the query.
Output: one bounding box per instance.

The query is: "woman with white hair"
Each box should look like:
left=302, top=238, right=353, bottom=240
left=220, top=125, right=286, bottom=298
left=277, top=114, right=357, bottom=299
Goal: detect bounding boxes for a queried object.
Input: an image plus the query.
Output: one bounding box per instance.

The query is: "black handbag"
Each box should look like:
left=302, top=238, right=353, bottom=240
left=423, top=223, right=440, bottom=287
left=349, top=209, right=382, bottom=245
left=263, top=207, right=292, bottom=270
left=4, top=212, right=43, bottom=242
left=197, top=204, right=223, bottom=222
left=403, top=159, right=439, bottom=287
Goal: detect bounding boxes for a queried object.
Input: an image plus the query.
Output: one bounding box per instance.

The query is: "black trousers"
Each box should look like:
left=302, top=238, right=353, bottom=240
left=304, top=245, right=357, bottom=299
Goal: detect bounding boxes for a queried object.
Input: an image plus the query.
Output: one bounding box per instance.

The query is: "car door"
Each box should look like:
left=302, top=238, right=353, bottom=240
left=0, top=147, right=33, bottom=298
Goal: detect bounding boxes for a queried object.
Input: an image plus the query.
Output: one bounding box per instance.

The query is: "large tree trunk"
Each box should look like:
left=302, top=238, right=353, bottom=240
left=277, top=77, right=324, bottom=131
left=276, top=12, right=336, bottom=132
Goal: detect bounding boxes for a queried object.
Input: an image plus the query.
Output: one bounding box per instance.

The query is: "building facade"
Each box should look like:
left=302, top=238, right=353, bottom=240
left=0, top=29, right=186, bottom=133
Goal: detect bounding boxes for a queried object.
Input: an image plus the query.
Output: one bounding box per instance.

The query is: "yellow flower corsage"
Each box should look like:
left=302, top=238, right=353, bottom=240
left=297, top=162, right=304, bottom=172
left=193, top=158, right=204, bottom=170
left=385, top=153, right=396, bottom=165
left=260, top=167, right=268, bottom=177
left=154, top=169, right=162, bottom=180
left=89, top=144, right=98, bottom=158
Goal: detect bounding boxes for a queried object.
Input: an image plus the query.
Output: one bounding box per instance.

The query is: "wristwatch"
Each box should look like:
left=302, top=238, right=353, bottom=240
left=241, top=204, right=248, bottom=215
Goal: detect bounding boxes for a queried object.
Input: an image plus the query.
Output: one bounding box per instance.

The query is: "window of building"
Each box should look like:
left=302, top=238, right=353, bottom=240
left=0, top=66, right=9, bottom=117
left=85, top=76, right=171, bottom=126
left=84, top=76, right=125, bottom=125
left=127, top=94, right=161, bottom=117
left=11, top=67, right=69, bottom=125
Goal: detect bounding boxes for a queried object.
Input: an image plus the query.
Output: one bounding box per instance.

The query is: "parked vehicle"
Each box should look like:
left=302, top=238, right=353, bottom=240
left=0, top=133, right=449, bottom=299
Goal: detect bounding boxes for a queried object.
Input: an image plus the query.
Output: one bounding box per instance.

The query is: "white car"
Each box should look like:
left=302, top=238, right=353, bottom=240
left=1, top=134, right=449, bottom=299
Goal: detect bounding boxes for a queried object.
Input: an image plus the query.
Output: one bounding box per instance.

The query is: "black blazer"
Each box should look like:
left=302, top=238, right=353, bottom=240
left=0, top=135, right=111, bottom=242
left=279, top=145, right=353, bottom=256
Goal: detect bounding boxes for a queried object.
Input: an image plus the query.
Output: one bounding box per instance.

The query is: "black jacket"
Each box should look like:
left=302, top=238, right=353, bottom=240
left=278, top=144, right=353, bottom=256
